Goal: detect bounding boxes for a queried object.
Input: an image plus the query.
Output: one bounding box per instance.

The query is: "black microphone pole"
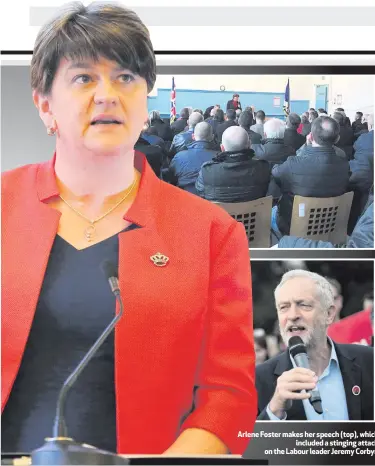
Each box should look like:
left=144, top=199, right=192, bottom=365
left=31, top=261, right=129, bottom=466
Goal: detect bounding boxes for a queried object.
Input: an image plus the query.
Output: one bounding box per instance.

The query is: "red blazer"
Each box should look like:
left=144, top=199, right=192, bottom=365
left=1, top=152, right=257, bottom=454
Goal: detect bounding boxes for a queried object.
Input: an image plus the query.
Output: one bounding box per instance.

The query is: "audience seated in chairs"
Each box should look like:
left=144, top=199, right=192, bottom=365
left=284, top=113, right=306, bottom=152
left=239, top=110, right=262, bottom=145
left=216, top=109, right=238, bottom=143
left=251, top=110, right=266, bottom=138
left=271, top=115, right=350, bottom=236
left=332, top=111, right=355, bottom=160
left=169, top=112, right=204, bottom=157
left=149, top=110, right=173, bottom=141
left=195, top=126, right=270, bottom=202
left=167, top=122, right=218, bottom=194
left=170, top=107, right=190, bottom=136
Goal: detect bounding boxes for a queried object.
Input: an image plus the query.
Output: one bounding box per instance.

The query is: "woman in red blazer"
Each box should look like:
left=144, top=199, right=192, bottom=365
left=1, top=1, right=256, bottom=456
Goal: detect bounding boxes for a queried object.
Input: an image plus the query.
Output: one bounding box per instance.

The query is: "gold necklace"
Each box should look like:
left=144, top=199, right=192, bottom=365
left=59, top=176, right=137, bottom=242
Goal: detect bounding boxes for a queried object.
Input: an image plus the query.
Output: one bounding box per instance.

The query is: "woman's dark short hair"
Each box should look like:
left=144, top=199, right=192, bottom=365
left=31, top=1, right=156, bottom=95
left=214, top=109, right=225, bottom=122
left=311, top=116, right=340, bottom=146
left=233, top=93, right=239, bottom=98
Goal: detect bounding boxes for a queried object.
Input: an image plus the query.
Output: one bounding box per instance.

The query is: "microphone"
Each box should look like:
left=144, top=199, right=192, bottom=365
left=288, top=336, right=323, bottom=415
left=31, top=261, right=129, bottom=465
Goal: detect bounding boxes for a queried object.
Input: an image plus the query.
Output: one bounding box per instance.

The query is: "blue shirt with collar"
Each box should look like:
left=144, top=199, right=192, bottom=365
left=266, top=338, right=349, bottom=420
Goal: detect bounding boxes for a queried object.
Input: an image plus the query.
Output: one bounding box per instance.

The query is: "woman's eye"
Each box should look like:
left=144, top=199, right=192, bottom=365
left=74, top=75, right=92, bottom=84
left=119, top=74, right=135, bottom=83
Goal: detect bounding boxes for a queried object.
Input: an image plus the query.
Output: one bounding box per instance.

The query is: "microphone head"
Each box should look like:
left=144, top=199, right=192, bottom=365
left=288, top=335, right=307, bottom=358
left=101, top=260, right=118, bottom=280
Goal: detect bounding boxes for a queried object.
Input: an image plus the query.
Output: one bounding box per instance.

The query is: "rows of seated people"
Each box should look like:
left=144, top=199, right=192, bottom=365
left=134, top=105, right=374, bottom=248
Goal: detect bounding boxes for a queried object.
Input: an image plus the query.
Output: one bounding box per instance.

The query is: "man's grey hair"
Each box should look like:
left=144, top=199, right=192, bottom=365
left=274, top=269, right=335, bottom=312
left=263, top=118, right=286, bottom=139
left=194, top=121, right=213, bottom=142
left=221, top=126, right=250, bottom=152
left=188, top=112, right=204, bottom=129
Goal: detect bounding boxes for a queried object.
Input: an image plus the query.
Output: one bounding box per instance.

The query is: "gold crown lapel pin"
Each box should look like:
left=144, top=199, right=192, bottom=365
left=150, top=252, right=169, bottom=267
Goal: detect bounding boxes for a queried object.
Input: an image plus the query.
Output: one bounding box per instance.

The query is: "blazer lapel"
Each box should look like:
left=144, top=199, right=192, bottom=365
left=2, top=159, right=61, bottom=410
left=335, top=344, right=362, bottom=420
left=274, top=352, right=307, bottom=420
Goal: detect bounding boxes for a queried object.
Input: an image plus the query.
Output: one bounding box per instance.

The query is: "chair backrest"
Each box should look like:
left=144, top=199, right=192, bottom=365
left=214, top=196, right=273, bottom=248
left=289, top=192, right=354, bottom=244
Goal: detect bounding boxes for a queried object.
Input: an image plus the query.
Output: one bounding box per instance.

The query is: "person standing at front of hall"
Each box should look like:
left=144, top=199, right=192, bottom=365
left=227, top=93, right=242, bottom=112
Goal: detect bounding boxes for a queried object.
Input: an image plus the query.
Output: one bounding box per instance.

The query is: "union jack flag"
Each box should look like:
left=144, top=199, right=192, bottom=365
left=170, top=77, right=176, bottom=124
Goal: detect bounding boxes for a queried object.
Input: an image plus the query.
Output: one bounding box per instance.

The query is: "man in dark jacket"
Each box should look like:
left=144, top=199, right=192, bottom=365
left=134, top=136, right=165, bottom=178
left=168, top=111, right=204, bottom=157
left=167, top=122, right=217, bottom=194
left=272, top=116, right=350, bottom=236
left=250, top=110, right=266, bottom=138
left=206, top=108, right=225, bottom=141
left=149, top=110, right=173, bottom=141
left=350, top=116, right=374, bottom=195
left=284, top=113, right=306, bottom=151
left=333, top=111, right=355, bottom=159
left=253, top=118, right=295, bottom=199
left=226, top=93, right=242, bottom=112
left=216, top=109, right=237, bottom=143
left=352, top=111, right=368, bottom=139
left=254, top=118, right=295, bottom=166
left=170, top=107, right=190, bottom=136
left=239, top=111, right=262, bottom=145
left=195, top=126, right=270, bottom=202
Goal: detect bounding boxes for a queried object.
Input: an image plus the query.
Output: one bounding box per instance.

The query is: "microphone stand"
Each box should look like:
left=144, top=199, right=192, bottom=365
left=31, top=286, right=129, bottom=465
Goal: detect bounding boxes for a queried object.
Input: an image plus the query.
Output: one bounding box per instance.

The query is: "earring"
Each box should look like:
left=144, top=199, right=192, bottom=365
left=47, top=126, right=56, bottom=136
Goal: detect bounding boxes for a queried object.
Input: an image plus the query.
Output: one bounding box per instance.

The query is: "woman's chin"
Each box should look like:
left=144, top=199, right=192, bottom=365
left=84, top=137, right=129, bottom=154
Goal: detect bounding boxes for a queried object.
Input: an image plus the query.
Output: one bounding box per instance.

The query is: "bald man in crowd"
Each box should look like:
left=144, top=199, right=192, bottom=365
left=169, top=111, right=204, bottom=157
left=195, top=126, right=270, bottom=202
left=168, top=122, right=218, bottom=194
left=256, top=270, right=374, bottom=421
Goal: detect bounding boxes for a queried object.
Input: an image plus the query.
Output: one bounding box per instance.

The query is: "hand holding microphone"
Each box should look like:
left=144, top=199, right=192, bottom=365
left=269, top=368, right=318, bottom=418
left=269, top=336, right=323, bottom=418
